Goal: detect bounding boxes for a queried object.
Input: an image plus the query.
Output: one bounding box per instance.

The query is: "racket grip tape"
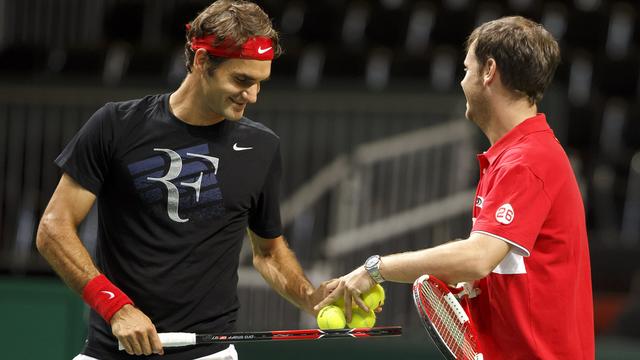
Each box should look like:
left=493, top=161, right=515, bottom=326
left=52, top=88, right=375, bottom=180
left=118, top=332, right=196, bottom=351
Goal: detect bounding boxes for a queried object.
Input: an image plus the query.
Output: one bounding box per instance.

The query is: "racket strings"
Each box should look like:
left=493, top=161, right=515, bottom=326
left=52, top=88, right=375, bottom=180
left=420, top=285, right=467, bottom=355
left=419, top=283, right=477, bottom=360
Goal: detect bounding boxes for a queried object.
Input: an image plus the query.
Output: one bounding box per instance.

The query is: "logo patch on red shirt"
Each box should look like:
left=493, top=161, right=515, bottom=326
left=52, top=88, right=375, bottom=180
left=496, top=203, right=514, bottom=224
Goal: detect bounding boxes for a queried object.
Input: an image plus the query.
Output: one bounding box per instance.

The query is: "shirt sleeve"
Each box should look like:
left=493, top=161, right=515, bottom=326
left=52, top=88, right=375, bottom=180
left=471, top=164, right=551, bottom=256
left=54, top=104, right=115, bottom=195
left=248, top=143, right=283, bottom=239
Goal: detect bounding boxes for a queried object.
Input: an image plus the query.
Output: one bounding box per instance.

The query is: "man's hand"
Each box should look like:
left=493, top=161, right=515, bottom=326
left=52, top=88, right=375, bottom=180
left=306, top=279, right=340, bottom=316
left=313, top=266, right=377, bottom=322
left=110, top=304, right=164, bottom=356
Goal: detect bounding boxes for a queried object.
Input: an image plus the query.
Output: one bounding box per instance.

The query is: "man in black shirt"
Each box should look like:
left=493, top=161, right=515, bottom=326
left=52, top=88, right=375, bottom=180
left=36, top=1, right=327, bottom=359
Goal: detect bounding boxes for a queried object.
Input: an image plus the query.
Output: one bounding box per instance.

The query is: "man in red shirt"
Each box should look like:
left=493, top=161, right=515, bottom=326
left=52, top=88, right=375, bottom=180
left=316, top=16, right=594, bottom=359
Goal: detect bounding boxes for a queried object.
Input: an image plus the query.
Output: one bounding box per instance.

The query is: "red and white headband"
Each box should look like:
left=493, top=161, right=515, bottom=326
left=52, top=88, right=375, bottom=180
left=187, top=24, right=274, bottom=61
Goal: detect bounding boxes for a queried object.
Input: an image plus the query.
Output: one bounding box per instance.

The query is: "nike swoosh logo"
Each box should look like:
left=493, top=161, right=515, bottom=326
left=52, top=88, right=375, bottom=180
left=100, top=290, right=115, bottom=300
left=233, top=143, right=253, bottom=151
left=257, top=46, right=272, bottom=55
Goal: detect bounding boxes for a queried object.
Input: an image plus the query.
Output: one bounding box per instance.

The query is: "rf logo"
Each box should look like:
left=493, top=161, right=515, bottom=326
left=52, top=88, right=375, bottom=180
left=147, top=148, right=220, bottom=223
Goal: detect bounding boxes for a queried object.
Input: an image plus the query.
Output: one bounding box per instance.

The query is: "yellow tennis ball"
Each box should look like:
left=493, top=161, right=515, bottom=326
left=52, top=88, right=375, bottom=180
left=317, top=305, right=346, bottom=330
left=362, top=284, right=385, bottom=310
left=347, top=308, right=376, bottom=329
left=334, top=285, right=385, bottom=310
left=333, top=297, right=355, bottom=309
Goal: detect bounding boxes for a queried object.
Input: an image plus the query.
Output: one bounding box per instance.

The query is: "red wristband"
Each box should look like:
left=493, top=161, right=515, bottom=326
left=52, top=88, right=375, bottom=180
left=82, top=274, right=134, bottom=323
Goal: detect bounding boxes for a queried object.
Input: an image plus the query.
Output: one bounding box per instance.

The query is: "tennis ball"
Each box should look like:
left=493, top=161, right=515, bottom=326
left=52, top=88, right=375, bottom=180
left=317, top=305, right=346, bottom=330
left=333, top=296, right=351, bottom=308
left=347, top=308, right=376, bottom=328
left=334, top=285, right=385, bottom=310
left=362, top=284, right=385, bottom=310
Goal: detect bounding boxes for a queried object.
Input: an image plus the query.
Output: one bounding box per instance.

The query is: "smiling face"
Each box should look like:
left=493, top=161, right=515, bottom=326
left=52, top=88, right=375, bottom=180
left=199, top=57, right=271, bottom=121
left=460, top=41, right=489, bottom=127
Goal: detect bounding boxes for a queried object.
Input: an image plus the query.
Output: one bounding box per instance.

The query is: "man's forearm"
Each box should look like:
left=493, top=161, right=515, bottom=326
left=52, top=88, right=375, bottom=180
left=379, top=238, right=490, bottom=285
left=36, top=217, right=100, bottom=293
left=253, top=240, right=316, bottom=314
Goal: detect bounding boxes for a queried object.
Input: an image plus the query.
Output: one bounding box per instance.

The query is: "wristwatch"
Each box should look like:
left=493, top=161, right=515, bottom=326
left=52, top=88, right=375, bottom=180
left=364, top=255, right=385, bottom=283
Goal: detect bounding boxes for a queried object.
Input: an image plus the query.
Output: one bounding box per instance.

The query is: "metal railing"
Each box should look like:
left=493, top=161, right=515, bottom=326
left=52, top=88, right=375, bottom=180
left=236, top=118, right=477, bottom=330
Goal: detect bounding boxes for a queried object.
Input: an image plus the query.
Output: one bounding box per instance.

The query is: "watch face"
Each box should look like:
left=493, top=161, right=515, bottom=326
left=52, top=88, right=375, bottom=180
left=366, top=256, right=378, bottom=268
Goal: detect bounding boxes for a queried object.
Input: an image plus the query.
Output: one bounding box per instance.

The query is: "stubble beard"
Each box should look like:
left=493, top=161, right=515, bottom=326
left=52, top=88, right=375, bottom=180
left=465, top=93, right=490, bottom=132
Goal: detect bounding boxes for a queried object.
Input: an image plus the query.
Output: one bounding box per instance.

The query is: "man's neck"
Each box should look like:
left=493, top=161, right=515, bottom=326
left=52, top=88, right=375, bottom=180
left=169, top=76, right=225, bottom=126
left=483, top=97, right=537, bottom=145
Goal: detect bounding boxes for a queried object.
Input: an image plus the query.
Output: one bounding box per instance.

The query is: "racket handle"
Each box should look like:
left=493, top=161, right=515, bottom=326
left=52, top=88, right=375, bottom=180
left=118, top=332, right=196, bottom=350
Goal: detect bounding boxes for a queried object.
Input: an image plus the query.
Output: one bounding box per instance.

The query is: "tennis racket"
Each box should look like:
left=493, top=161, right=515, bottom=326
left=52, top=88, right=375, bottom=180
left=412, top=274, right=483, bottom=360
left=118, top=326, right=402, bottom=350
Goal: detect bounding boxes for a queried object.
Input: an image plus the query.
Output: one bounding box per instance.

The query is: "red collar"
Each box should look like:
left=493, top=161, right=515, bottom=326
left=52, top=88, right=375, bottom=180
left=479, top=113, right=551, bottom=166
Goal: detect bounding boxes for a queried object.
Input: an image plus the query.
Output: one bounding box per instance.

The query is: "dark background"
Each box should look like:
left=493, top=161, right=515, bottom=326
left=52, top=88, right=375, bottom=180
left=0, top=0, right=639, bottom=358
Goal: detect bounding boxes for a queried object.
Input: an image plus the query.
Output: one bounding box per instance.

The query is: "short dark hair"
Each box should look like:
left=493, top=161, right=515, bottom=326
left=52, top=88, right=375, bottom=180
left=466, top=16, right=560, bottom=104
left=184, top=0, right=282, bottom=74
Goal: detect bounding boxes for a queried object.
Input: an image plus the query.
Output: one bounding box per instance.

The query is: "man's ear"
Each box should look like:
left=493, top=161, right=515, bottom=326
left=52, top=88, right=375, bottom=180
left=193, top=49, right=209, bottom=74
left=483, top=58, right=497, bottom=86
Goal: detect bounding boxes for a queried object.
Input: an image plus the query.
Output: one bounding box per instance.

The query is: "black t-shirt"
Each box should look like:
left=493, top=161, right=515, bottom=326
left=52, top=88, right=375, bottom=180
left=56, top=93, right=283, bottom=359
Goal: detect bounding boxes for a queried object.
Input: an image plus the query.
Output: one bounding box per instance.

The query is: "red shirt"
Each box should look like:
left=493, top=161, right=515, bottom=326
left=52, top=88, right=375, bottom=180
left=469, top=114, right=594, bottom=359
